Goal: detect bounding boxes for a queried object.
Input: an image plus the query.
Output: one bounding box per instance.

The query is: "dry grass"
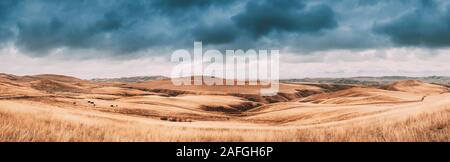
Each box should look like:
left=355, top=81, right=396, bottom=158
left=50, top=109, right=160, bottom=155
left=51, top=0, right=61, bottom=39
left=0, top=103, right=448, bottom=142
left=1, top=74, right=449, bottom=142
left=293, top=109, right=450, bottom=142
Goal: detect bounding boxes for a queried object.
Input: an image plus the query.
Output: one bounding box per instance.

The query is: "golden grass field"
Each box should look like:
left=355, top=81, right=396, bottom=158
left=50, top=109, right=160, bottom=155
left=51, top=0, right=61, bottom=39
left=0, top=74, right=449, bottom=142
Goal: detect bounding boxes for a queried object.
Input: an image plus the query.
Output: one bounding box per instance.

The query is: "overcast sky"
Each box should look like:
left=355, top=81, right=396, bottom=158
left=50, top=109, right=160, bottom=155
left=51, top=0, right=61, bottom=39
left=1, top=0, right=450, bottom=79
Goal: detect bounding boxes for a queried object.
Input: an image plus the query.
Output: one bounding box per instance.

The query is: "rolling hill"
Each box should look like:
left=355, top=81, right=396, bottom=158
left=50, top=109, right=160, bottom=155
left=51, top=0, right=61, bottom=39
left=0, top=73, right=449, bottom=142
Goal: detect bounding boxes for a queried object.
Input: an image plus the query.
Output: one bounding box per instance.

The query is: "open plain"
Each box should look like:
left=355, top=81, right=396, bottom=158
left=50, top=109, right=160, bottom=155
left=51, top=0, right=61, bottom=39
left=0, top=73, right=449, bottom=142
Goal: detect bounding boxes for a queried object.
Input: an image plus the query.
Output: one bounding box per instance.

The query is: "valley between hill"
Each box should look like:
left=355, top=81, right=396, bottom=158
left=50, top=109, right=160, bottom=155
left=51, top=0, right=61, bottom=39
left=0, top=73, right=449, bottom=142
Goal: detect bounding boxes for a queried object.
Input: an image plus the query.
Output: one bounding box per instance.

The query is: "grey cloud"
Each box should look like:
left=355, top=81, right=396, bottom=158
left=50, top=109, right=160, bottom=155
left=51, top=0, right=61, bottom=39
left=1, top=0, right=450, bottom=58
left=232, top=0, right=337, bottom=38
left=192, top=22, right=240, bottom=45
left=373, top=0, right=450, bottom=47
left=13, top=0, right=172, bottom=55
left=153, top=0, right=235, bottom=12
left=0, top=0, right=20, bottom=45
left=152, top=0, right=238, bottom=23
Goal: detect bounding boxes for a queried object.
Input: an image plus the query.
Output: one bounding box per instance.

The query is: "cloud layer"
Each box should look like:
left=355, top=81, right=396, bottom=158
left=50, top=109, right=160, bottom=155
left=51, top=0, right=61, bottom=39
left=373, top=0, right=450, bottom=47
left=1, top=0, right=448, bottom=58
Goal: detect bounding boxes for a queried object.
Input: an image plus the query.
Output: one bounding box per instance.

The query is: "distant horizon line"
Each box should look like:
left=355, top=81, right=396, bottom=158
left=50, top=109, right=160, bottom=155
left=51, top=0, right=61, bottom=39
left=2, top=72, right=449, bottom=81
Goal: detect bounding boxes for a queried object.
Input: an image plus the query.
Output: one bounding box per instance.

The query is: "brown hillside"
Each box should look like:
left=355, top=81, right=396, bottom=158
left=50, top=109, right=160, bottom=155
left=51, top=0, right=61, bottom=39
left=301, top=87, right=421, bottom=104
left=385, top=80, right=448, bottom=94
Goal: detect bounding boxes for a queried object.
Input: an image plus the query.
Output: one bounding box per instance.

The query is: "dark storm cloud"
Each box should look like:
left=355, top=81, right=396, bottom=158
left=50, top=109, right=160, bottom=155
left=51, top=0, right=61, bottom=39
left=0, top=0, right=240, bottom=55
left=151, top=0, right=238, bottom=23
left=357, top=0, right=380, bottom=6
left=0, top=0, right=450, bottom=58
left=153, top=0, right=234, bottom=13
left=373, top=0, right=450, bottom=47
left=0, top=0, right=20, bottom=45
left=192, top=22, right=240, bottom=45
left=11, top=0, right=172, bottom=55
left=232, top=0, right=337, bottom=38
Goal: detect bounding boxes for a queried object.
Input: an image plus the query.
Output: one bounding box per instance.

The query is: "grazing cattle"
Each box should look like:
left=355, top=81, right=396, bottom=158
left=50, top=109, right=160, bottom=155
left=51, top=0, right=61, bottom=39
left=87, top=101, right=96, bottom=107
left=420, top=96, right=427, bottom=101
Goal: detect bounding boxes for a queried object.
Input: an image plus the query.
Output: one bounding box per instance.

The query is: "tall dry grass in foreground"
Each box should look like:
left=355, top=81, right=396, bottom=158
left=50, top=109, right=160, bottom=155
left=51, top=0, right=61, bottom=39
left=0, top=107, right=448, bottom=142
